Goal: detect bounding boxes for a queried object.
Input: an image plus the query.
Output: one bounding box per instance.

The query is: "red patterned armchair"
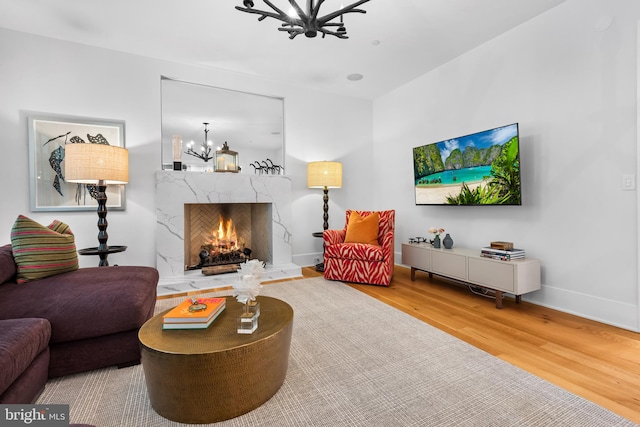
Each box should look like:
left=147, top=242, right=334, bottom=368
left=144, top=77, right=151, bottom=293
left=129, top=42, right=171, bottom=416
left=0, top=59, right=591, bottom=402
left=323, top=210, right=395, bottom=286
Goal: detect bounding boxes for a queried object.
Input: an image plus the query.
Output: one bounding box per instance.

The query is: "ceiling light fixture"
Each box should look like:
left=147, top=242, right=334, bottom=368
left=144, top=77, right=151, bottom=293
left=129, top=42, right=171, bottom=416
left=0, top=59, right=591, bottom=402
left=236, top=0, right=371, bottom=39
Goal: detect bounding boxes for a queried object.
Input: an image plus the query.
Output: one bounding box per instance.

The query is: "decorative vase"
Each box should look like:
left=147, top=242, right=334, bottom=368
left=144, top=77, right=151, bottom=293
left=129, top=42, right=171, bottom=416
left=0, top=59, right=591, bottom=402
left=443, top=233, right=454, bottom=249
left=433, top=235, right=441, bottom=248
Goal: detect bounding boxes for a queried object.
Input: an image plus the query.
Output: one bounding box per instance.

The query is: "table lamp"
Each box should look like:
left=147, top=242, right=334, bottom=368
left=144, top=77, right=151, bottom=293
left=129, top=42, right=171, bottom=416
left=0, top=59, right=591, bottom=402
left=307, top=161, right=342, bottom=231
left=65, top=143, right=129, bottom=266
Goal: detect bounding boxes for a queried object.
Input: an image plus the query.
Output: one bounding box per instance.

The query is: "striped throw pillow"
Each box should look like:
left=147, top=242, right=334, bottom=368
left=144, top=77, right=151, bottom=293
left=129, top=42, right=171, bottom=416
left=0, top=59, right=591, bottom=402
left=11, top=215, right=79, bottom=283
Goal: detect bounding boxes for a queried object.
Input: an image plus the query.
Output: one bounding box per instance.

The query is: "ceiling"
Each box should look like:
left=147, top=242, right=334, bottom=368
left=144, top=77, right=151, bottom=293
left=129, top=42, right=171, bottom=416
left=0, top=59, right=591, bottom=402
left=0, top=0, right=567, bottom=100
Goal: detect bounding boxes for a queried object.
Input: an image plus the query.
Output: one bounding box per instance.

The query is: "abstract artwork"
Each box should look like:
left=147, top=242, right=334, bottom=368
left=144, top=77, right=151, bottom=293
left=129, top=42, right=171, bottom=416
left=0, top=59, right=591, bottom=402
left=28, top=114, right=126, bottom=212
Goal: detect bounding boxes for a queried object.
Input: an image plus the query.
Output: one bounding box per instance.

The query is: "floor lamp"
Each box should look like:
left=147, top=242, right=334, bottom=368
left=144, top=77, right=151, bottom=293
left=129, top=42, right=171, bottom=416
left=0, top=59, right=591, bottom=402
left=307, top=161, right=342, bottom=271
left=65, top=143, right=129, bottom=267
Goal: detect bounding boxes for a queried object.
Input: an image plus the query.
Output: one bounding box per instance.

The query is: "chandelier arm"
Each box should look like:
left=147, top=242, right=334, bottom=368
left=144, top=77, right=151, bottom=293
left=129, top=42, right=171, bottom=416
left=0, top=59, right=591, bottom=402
left=288, top=0, right=306, bottom=22
left=263, top=0, right=290, bottom=17
left=310, top=0, right=327, bottom=21
left=317, top=0, right=370, bottom=24
left=322, top=22, right=348, bottom=27
left=236, top=1, right=300, bottom=26
left=278, top=26, right=304, bottom=39
left=279, top=24, right=303, bottom=31
left=319, top=28, right=349, bottom=39
left=235, top=6, right=290, bottom=24
left=279, top=21, right=305, bottom=32
left=317, top=8, right=366, bottom=25
left=289, top=0, right=317, bottom=31
left=184, top=150, right=213, bottom=162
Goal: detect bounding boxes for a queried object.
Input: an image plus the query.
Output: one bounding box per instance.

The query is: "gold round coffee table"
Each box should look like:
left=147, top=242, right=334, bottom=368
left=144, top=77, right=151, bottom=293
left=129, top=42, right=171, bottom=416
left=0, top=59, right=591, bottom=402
left=138, top=295, right=293, bottom=424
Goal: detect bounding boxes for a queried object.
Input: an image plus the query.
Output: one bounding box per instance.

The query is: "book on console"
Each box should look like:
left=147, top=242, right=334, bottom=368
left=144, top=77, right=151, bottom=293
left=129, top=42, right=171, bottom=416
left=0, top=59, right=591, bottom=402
left=490, top=241, right=514, bottom=250
left=481, top=247, right=525, bottom=255
left=163, top=297, right=226, bottom=323
left=480, top=253, right=525, bottom=261
left=162, top=307, right=225, bottom=329
left=481, top=251, right=525, bottom=257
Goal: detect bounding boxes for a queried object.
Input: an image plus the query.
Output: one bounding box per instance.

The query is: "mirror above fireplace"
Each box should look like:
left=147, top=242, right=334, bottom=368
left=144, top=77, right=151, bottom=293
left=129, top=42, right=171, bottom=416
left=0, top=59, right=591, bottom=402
left=160, top=77, right=285, bottom=173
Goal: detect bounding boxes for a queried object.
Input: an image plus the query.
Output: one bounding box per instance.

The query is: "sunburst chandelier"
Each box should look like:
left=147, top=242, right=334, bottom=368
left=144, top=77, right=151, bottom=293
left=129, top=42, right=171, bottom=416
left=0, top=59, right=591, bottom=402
left=236, top=0, right=371, bottom=39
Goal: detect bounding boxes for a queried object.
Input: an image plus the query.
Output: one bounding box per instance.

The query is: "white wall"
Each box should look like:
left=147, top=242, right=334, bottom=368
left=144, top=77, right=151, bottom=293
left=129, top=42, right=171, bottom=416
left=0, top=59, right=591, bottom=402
left=373, top=0, right=640, bottom=330
left=0, top=28, right=372, bottom=270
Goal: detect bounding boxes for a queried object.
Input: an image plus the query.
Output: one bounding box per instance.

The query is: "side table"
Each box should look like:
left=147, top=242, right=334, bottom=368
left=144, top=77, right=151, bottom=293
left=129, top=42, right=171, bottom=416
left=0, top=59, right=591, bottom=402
left=77, top=245, right=127, bottom=267
left=312, top=231, right=324, bottom=272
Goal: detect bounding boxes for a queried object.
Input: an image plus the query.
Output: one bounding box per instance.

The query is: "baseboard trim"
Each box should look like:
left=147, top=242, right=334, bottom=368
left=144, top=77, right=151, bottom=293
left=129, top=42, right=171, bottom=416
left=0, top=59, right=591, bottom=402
left=523, top=284, right=639, bottom=332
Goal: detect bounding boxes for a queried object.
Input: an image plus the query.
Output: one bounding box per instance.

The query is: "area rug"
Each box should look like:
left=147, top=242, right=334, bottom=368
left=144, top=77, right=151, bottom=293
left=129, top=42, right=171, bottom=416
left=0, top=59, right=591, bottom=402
left=36, top=277, right=635, bottom=426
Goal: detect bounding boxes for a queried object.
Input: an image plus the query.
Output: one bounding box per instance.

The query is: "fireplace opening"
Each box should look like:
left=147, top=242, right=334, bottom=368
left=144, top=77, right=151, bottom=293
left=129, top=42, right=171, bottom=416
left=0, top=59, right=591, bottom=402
left=184, top=203, right=272, bottom=275
left=191, top=214, right=252, bottom=272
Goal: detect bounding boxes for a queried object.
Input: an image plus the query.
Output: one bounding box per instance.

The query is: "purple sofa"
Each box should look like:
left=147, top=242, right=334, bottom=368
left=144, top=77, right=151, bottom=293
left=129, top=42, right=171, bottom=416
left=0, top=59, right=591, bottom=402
left=0, top=244, right=158, bottom=403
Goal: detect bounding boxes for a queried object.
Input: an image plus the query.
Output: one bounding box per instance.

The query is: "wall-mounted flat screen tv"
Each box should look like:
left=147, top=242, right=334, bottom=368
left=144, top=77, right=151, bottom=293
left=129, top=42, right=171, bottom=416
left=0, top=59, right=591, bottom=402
left=413, top=123, right=521, bottom=205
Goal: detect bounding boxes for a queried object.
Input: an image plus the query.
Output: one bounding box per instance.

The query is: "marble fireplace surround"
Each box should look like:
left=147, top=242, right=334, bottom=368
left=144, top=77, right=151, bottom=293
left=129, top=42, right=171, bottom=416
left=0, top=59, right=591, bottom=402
left=155, top=171, right=301, bottom=295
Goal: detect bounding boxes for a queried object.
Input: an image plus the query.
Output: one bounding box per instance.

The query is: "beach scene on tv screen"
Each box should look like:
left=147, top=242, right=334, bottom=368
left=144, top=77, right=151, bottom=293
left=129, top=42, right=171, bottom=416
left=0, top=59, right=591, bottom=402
left=413, top=123, right=521, bottom=205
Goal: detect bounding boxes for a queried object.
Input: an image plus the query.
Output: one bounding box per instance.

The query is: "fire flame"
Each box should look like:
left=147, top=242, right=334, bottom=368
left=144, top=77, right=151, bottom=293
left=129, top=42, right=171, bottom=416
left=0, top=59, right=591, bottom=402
left=208, top=215, right=239, bottom=250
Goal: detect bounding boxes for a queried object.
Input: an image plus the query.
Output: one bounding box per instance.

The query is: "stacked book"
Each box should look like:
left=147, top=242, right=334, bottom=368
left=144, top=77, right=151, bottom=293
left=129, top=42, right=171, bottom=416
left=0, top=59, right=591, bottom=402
left=481, top=246, right=525, bottom=261
left=162, top=297, right=226, bottom=330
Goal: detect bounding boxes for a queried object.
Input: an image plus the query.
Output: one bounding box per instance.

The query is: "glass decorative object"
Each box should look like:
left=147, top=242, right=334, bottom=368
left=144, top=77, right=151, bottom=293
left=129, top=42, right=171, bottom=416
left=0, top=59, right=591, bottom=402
left=172, top=135, right=183, bottom=171
left=232, top=260, right=265, bottom=334
left=248, top=300, right=260, bottom=317
left=214, top=141, right=239, bottom=173
left=237, top=307, right=259, bottom=334
left=236, top=298, right=260, bottom=335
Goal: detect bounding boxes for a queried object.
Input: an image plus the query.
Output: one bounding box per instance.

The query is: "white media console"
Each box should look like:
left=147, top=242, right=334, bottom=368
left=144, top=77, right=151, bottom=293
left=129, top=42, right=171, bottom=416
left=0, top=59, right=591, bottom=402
left=401, top=243, right=541, bottom=308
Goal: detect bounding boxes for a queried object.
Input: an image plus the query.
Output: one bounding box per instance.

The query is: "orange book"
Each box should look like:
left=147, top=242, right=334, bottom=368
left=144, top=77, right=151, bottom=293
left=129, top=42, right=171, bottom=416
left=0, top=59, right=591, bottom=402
left=163, top=297, right=226, bottom=323
left=162, top=308, right=225, bottom=330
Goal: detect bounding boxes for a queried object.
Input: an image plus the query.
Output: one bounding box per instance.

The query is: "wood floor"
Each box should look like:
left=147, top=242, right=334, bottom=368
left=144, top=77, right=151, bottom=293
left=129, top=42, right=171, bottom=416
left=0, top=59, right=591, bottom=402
left=302, top=265, right=640, bottom=424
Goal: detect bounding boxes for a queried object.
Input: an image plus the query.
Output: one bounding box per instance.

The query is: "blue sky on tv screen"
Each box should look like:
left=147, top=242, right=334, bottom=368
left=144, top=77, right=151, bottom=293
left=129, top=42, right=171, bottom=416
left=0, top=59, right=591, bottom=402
left=436, top=123, right=518, bottom=162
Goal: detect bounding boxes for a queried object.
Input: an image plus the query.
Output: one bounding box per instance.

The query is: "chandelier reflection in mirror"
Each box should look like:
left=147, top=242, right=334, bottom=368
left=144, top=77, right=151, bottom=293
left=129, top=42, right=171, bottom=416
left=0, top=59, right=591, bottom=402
left=185, top=122, right=214, bottom=162
left=236, top=0, right=371, bottom=39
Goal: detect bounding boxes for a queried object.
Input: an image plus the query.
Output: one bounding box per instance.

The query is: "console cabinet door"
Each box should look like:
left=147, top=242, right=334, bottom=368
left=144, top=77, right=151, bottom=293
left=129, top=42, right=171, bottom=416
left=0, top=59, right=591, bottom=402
left=467, top=258, right=515, bottom=292
left=431, top=251, right=466, bottom=280
left=401, top=244, right=431, bottom=272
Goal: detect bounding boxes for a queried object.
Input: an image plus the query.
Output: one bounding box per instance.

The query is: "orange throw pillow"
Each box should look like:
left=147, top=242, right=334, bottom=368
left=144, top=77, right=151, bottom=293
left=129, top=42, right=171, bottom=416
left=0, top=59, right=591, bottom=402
left=344, top=212, right=379, bottom=245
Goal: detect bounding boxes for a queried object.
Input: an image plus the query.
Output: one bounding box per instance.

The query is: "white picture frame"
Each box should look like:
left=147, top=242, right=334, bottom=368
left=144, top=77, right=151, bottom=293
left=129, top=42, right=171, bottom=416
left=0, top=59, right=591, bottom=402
left=28, top=113, right=126, bottom=212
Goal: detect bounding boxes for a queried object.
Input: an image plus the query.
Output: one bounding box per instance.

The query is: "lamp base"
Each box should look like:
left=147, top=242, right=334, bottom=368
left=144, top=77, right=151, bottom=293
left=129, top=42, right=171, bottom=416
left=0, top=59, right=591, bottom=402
left=95, top=183, right=110, bottom=267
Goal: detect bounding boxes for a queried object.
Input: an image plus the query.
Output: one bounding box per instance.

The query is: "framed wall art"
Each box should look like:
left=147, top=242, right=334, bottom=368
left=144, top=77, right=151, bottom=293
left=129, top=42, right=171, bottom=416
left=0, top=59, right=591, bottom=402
left=28, top=114, right=126, bottom=212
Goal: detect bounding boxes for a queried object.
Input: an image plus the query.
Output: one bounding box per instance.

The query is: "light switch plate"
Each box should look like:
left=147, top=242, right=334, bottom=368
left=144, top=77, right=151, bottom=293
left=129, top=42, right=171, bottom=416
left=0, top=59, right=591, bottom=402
left=622, top=174, right=636, bottom=190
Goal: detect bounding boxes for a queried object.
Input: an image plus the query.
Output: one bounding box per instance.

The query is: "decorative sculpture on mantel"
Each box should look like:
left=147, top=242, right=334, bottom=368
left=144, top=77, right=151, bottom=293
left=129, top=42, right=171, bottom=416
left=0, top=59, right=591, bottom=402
left=185, top=122, right=213, bottom=162
left=235, top=0, right=371, bottom=39
left=250, top=159, right=283, bottom=175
